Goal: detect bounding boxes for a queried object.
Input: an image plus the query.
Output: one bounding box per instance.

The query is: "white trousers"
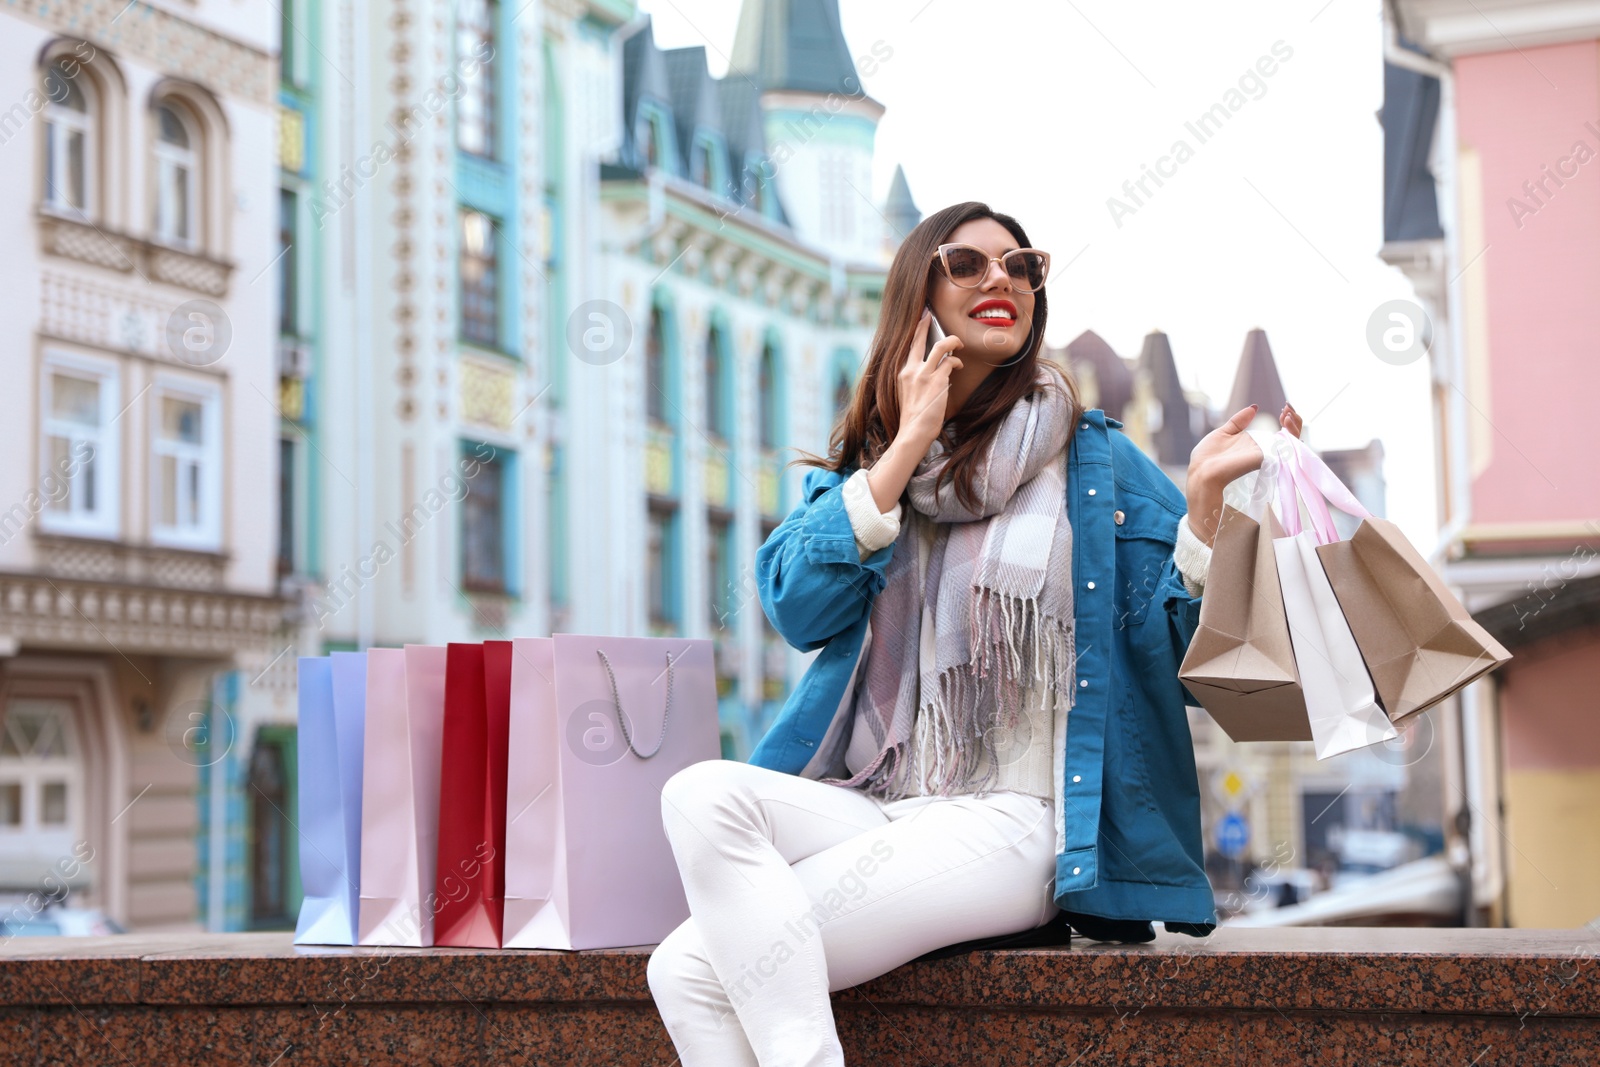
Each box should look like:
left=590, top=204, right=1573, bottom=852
left=647, top=759, right=1059, bottom=1067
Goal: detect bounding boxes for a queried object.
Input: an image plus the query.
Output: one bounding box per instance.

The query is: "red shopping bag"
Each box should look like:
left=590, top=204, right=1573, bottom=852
left=434, top=641, right=511, bottom=947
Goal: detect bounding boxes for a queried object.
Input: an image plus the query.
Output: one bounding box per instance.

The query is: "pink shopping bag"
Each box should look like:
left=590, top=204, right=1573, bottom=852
left=356, top=644, right=447, bottom=946
left=503, top=635, right=720, bottom=950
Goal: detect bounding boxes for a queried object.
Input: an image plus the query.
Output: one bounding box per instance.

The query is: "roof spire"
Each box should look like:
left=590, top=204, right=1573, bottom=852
left=729, top=0, right=862, bottom=94
left=882, top=164, right=921, bottom=247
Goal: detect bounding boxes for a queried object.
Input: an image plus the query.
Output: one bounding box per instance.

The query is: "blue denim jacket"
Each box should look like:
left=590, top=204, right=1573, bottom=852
left=748, top=409, right=1217, bottom=932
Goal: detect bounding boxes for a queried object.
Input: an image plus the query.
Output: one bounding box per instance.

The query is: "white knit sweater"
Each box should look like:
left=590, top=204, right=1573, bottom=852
left=840, top=467, right=1212, bottom=803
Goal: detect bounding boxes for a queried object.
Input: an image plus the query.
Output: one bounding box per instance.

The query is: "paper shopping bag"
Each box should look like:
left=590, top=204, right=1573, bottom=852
left=1179, top=503, right=1311, bottom=742
left=433, top=642, right=511, bottom=947
left=293, top=653, right=365, bottom=945
left=502, top=638, right=559, bottom=949
left=505, top=635, right=720, bottom=950
left=1264, top=430, right=1398, bottom=759
left=1317, top=512, right=1511, bottom=722
left=357, top=644, right=448, bottom=947
left=1275, top=530, right=1397, bottom=758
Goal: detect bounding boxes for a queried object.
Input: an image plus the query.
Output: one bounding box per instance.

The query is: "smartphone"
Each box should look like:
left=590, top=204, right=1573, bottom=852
left=922, top=305, right=945, bottom=361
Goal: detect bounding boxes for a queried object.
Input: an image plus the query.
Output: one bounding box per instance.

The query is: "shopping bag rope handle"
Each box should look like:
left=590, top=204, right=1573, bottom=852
left=595, top=649, right=673, bottom=759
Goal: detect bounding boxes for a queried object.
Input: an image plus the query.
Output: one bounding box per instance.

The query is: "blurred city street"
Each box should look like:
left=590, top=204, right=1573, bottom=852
left=0, top=0, right=1595, bottom=1047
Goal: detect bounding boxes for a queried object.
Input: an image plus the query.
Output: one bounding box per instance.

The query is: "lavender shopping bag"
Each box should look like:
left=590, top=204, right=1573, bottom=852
left=504, top=635, right=719, bottom=950
left=357, top=645, right=448, bottom=946
left=293, top=653, right=366, bottom=945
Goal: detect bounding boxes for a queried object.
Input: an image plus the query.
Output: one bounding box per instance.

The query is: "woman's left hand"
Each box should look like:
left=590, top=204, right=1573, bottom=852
left=1183, top=402, right=1302, bottom=547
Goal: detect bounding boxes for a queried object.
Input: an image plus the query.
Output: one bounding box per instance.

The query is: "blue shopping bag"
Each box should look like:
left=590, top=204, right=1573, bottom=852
left=294, top=653, right=367, bottom=945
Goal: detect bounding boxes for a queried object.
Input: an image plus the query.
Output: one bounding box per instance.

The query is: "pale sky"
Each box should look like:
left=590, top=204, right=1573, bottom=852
left=638, top=0, right=1439, bottom=550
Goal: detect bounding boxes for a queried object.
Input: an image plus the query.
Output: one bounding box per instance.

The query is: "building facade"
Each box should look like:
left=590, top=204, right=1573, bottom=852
left=223, top=0, right=896, bottom=929
left=1383, top=1, right=1600, bottom=929
left=0, top=0, right=284, bottom=930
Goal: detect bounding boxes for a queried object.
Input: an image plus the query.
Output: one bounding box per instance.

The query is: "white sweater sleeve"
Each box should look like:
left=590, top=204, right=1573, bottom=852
left=841, top=468, right=903, bottom=561
left=1173, top=514, right=1212, bottom=598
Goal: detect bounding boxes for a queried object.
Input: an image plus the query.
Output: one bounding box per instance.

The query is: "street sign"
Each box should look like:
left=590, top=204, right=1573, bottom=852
left=1212, top=768, right=1249, bottom=806
left=1216, top=812, right=1250, bottom=859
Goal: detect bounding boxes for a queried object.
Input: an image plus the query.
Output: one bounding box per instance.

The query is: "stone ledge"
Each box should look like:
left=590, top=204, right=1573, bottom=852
left=1, top=928, right=1595, bottom=1065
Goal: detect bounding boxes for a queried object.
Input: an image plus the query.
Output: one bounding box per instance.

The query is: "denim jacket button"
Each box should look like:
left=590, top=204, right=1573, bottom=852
left=1114, top=509, right=1125, bottom=525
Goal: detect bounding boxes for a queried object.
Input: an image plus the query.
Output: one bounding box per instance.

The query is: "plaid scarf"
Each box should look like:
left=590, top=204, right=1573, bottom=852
left=826, top=363, right=1078, bottom=799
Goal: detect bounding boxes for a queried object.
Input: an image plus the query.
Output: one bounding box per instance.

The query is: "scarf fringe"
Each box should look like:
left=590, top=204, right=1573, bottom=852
left=833, top=593, right=1077, bottom=801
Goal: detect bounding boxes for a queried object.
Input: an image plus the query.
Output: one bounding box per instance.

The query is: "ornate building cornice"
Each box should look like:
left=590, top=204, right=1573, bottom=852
left=0, top=571, right=286, bottom=658
left=2, top=0, right=275, bottom=107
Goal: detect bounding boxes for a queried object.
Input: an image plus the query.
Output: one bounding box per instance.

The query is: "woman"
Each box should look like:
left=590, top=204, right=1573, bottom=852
left=647, top=202, right=1301, bottom=1066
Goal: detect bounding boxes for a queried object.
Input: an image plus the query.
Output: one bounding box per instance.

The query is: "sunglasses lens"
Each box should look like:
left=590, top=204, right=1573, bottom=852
left=1006, top=252, right=1048, bottom=291
left=943, top=247, right=988, bottom=284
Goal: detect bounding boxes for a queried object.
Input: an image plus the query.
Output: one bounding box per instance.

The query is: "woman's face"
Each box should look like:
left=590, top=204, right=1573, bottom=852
left=926, top=217, right=1037, bottom=366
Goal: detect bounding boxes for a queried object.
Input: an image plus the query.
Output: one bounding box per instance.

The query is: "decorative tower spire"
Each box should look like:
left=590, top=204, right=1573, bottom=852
left=728, top=0, right=887, bottom=264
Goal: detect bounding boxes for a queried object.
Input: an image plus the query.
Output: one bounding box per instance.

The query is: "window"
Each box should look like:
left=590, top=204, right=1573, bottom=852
left=833, top=367, right=852, bottom=420
left=455, top=0, right=497, bottom=156
left=278, top=189, right=298, bottom=337
left=758, top=342, right=778, bottom=449
left=708, top=514, right=733, bottom=628
left=151, top=383, right=220, bottom=548
left=0, top=699, right=84, bottom=886
left=694, top=140, right=715, bottom=191
left=645, top=306, right=667, bottom=424
left=637, top=112, right=659, bottom=169
left=277, top=438, right=295, bottom=576
left=153, top=103, right=197, bottom=247
left=39, top=355, right=118, bottom=539
left=459, top=209, right=500, bottom=347
left=646, top=504, right=677, bottom=632
left=742, top=156, right=766, bottom=212
left=248, top=734, right=293, bottom=926
left=42, top=61, right=92, bottom=215
left=705, top=325, right=726, bottom=439
left=462, top=448, right=506, bottom=592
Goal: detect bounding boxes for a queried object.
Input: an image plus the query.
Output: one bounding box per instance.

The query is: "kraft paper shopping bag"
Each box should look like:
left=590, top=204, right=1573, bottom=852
left=434, top=641, right=511, bottom=947
left=357, top=644, right=447, bottom=947
left=293, top=653, right=365, bottom=945
left=1180, top=502, right=1311, bottom=741
left=1179, top=423, right=1314, bottom=743
left=505, top=635, right=720, bottom=950
left=1306, top=469, right=1512, bottom=722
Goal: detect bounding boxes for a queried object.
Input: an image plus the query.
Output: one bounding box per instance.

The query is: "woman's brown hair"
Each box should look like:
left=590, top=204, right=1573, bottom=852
left=794, top=201, right=1080, bottom=513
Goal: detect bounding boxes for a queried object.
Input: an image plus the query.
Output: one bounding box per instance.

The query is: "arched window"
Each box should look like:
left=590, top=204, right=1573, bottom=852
left=757, top=342, right=778, bottom=449
left=153, top=102, right=197, bottom=246
left=42, top=61, right=93, bottom=215
left=645, top=306, right=667, bottom=423
left=705, top=323, right=726, bottom=438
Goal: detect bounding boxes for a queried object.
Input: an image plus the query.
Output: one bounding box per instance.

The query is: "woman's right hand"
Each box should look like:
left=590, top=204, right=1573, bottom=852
left=895, top=308, right=965, bottom=448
